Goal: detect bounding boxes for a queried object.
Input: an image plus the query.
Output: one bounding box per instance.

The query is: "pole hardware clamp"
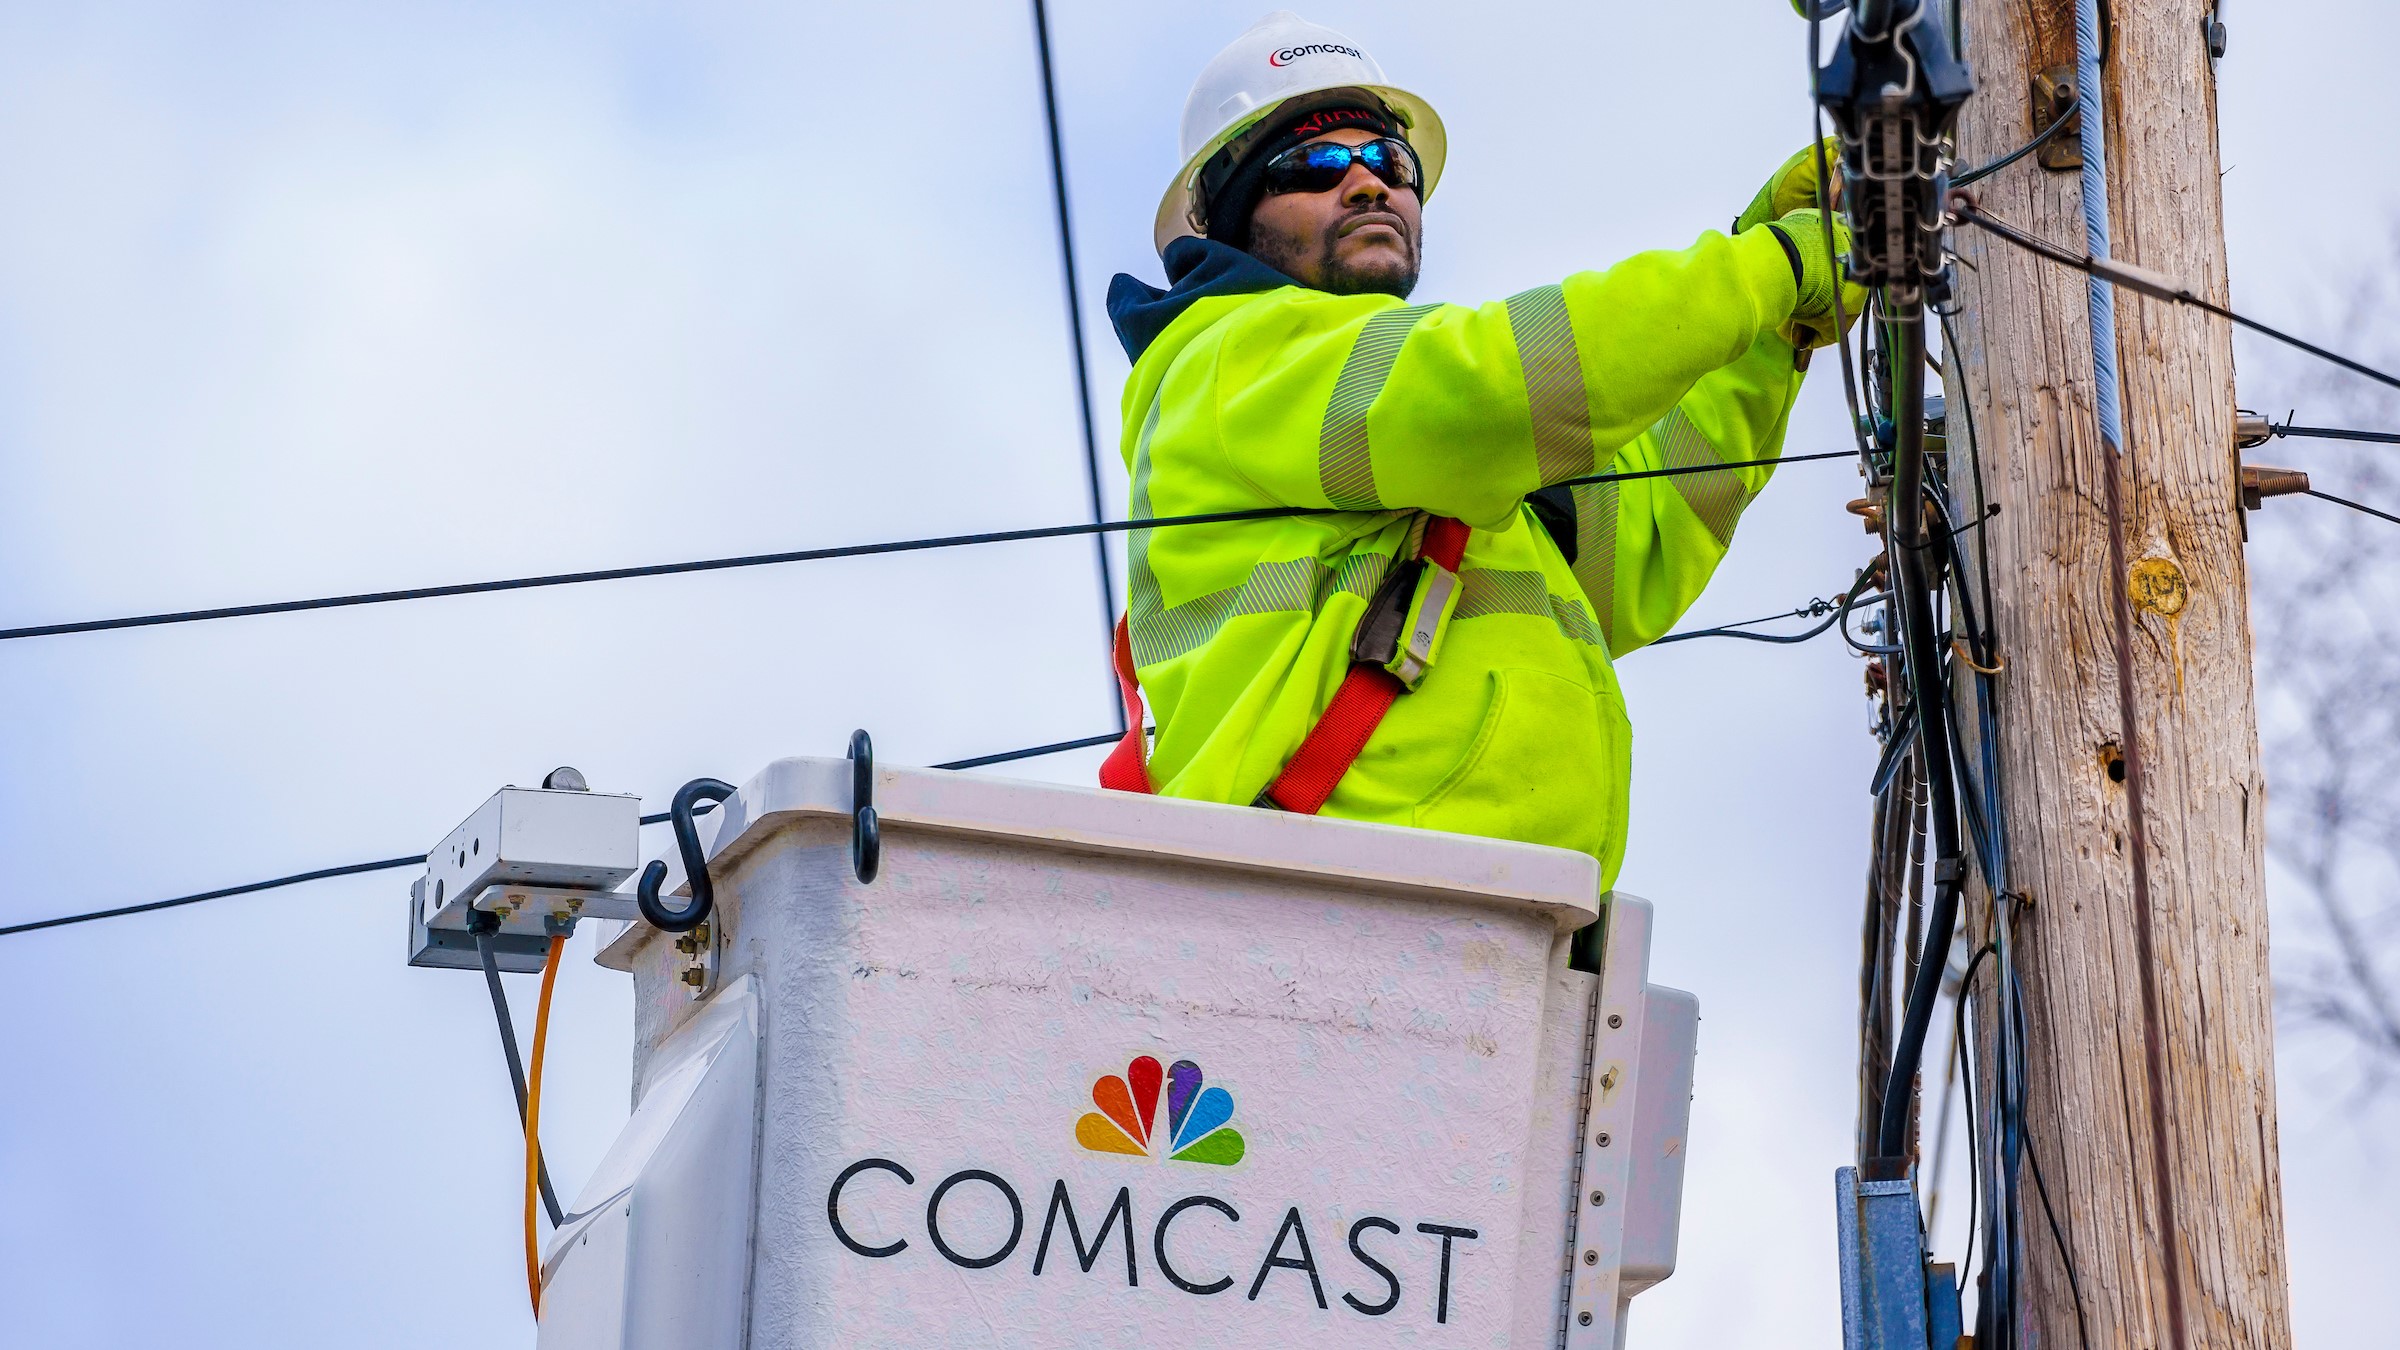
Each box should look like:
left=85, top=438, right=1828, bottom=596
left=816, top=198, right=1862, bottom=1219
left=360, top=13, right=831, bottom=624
left=849, top=730, right=880, bottom=885
left=1816, top=0, right=1974, bottom=303
left=637, top=777, right=737, bottom=933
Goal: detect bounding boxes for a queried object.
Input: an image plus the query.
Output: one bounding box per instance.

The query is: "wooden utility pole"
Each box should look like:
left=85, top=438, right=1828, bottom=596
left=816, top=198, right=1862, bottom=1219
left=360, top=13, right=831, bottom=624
left=1946, top=2, right=2292, bottom=1346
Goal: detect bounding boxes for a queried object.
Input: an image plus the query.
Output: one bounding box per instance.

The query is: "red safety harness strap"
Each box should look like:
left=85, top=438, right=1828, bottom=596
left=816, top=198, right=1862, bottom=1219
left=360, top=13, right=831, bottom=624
left=1254, top=665, right=1407, bottom=814
left=1260, top=515, right=1469, bottom=813
left=1100, top=515, right=1470, bottom=811
left=1099, top=514, right=1468, bottom=807
left=1098, top=614, right=1154, bottom=794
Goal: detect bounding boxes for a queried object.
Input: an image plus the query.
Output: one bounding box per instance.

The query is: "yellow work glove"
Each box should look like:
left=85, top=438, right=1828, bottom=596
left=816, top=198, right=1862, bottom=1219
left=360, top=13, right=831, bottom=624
left=1764, top=207, right=1867, bottom=351
left=1734, top=136, right=1843, bottom=236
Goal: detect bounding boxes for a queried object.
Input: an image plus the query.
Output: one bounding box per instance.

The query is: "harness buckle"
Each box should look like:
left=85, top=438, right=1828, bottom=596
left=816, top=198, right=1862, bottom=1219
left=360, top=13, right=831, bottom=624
left=1388, top=559, right=1459, bottom=690
left=1345, top=554, right=1460, bottom=694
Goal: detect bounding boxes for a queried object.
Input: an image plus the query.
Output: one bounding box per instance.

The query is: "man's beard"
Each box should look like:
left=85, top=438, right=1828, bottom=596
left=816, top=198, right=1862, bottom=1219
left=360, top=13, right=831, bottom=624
left=1253, top=210, right=1421, bottom=299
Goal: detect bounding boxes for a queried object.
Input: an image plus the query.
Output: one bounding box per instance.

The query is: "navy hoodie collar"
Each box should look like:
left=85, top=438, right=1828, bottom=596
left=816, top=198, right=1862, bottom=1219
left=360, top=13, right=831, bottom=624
left=1106, top=237, right=1300, bottom=362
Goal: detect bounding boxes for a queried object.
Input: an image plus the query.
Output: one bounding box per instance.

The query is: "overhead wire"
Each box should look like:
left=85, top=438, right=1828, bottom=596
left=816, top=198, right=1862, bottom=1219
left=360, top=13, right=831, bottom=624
left=3, top=530, right=1888, bottom=942
left=1953, top=198, right=2400, bottom=394
left=1938, top=311, right=2001, bottom=652
left=1025, top=0, right=1121, bottom=707
left=6, top=475, right=1906, bottom=946
left=930, top=730, right=1122, bottom=770
left=2304, top=487, right=2400, bottom=527
left=0, top=452, right=1857, bottom=644
left=0, top=510, right=1326, bottom=643
left=1651, top=587, right=1887, bottom=647
left=0, top=730, right=1135, bottom=938
left=0, top=853, right=431, bottom=938
left=2254, top=420, right=2400, bottom=447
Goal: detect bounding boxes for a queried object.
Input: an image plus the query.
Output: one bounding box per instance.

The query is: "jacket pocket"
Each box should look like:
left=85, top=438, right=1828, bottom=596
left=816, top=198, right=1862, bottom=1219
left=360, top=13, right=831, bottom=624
left=1412, top=667, right=1624, bottom=863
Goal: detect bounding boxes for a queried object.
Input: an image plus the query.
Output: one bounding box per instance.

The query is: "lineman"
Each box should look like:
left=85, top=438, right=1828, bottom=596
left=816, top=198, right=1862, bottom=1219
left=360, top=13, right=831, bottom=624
left=1097, top=12, right=1859, bottom=890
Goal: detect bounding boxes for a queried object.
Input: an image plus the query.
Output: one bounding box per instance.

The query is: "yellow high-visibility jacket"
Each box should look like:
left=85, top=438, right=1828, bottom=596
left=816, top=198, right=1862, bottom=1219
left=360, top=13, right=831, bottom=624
left=1103, top=230, right=1809, bottom=887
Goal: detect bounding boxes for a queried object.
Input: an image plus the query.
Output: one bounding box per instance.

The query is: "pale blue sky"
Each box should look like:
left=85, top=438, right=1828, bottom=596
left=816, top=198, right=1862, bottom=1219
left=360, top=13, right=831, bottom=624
left=0, top=3, right=2391, bottom=1346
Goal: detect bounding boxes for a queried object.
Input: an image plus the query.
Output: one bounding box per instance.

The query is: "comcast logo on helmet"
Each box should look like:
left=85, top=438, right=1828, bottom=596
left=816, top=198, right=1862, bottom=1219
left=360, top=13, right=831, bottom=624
left=1269, top=42, right=1362, bottom=67
left=1075, top=1055, right=1246, bottom=1166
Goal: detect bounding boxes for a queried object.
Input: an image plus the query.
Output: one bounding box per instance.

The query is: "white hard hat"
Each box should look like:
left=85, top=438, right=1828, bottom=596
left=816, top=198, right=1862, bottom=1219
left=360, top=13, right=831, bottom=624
left=1153, top=11, right=1447, bottom=255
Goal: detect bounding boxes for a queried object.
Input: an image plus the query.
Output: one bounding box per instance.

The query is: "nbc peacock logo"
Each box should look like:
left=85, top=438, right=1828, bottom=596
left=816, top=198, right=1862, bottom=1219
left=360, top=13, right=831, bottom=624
left=1074, top=1055, right=1246, bottom=1166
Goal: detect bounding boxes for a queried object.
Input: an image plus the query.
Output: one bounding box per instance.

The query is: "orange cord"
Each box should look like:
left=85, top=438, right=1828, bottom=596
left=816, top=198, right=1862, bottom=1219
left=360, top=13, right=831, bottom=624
left=524, top=934, right=566, bottom=1318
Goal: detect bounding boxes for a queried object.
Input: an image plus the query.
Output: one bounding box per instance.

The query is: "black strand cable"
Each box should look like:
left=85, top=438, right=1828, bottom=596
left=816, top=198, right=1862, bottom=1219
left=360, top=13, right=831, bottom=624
left=1877, top=309, right=1970, bottom=1161
left=2018, top=1005, right=2095, bottom=1350
left=1930, top=15, right=2032, bottom=1339
left=1843, top=585, right=1905, bottom=657
left=1652, top=588, right=1888, bottom=647
left=1026, top=0, right=1121, bottom=717
left=476, top=927, right=566, bottom=1228
left=1859, top=774, right=1900, bottom=1158
left=1926, top=483, right=2000, bottom=676
left=2306, top=487, right=2400, bottom=528
left=0, top=453, right=1856, bottom=643
left=2271, top=422, right=2400, bottom=446
left=930, top=730, right=1121, bottom=771
left=1938, top=311, right=2003, bottom=652
left=1953, top=198, right=2400, bottom=393
left=1953, top=942, right=1994, bottom=1296
left=1988, top=779, right=2032, bottom=1350
left=0, top=853, right=428, bottom=938
left=1951, top=96, right=2078, bottom=187
left=1946, top=688, right=1998, bottom=887
left=7, top=511, right=1885, bottom=941
left=0, top=730, right=1142, bottom=938
left=1393, top=452, right=1856, bottom=494
left=1910, top=336, right=2025, bottom=1316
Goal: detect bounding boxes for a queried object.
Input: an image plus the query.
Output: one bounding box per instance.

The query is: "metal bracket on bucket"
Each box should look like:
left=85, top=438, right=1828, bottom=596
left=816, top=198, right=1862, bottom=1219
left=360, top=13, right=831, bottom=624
left=848, top=730, right=880, bottom=884
left=637, top=777, right=737, bottom=933
left=1561, top=894, right=1701, bottom=1347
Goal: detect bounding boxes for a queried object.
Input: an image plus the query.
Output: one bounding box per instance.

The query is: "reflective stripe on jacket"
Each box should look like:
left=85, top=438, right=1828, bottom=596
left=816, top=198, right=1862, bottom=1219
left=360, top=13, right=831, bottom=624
left=1104, top=230, right=1807, bottom=887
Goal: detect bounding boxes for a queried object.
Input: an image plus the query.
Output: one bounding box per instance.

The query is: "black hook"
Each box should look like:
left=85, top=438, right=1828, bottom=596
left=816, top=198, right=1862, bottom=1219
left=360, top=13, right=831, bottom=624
left=636, top=777, right=736, bottom=932
left=849, top=730, right=880, bottom=884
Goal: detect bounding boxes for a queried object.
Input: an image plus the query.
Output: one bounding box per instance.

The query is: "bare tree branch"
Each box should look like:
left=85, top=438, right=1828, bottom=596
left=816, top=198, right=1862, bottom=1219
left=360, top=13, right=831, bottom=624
left=2247, top=231, right=2400, bottom=1101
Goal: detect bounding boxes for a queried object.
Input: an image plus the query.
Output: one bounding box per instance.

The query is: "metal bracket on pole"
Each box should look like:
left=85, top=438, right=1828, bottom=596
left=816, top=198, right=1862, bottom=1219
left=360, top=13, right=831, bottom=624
left=1834, top=1163, right=1964, bottom=1350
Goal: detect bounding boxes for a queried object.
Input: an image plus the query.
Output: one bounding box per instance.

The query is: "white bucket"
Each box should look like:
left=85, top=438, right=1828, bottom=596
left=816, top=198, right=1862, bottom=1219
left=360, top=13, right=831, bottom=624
left=555, top=757, right=1693, bottom=1349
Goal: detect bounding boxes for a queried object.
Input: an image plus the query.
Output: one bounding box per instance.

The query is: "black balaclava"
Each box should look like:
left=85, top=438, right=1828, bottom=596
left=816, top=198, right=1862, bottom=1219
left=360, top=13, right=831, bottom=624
left=1198, top=98, right=1403, bottom=253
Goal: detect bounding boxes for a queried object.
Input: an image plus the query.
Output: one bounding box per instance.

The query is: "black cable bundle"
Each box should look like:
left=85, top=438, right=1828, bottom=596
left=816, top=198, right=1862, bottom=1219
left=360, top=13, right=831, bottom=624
left=1815, top=3, right=2077, bottom=1344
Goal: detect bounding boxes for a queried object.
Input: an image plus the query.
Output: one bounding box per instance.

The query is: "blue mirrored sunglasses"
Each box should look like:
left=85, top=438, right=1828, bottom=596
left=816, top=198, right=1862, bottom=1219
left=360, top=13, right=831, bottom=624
left=1261, top=137, right=1423, bottom=197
